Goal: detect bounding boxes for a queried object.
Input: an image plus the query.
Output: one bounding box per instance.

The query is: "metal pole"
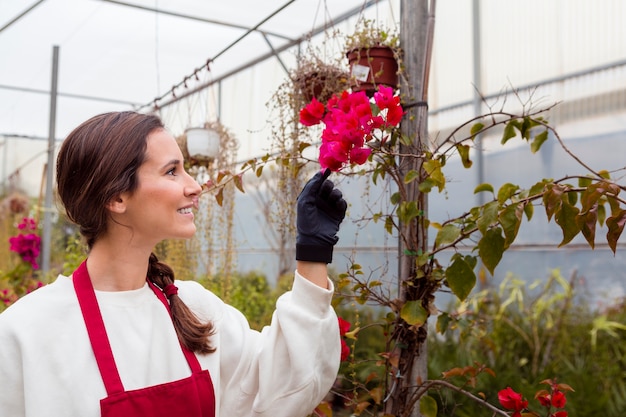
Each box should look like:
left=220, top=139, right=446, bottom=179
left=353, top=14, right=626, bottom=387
left=42, top=45, right=59, bottom=274
left=472, top=0, right=484, bottom=205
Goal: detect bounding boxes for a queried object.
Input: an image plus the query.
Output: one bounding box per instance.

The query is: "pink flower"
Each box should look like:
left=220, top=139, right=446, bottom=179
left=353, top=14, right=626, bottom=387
left=349, top=147, right=372, bottom=165
left=338, top=317, right=351, bottom=361
left=338, top=317, right=351, bottom=335
left=300, top=86, right=403, bottom=172
left=498, top=387, right=528, bottom=412
left=9, top=218, right=41, bottom=270
left=9, top=233, right=41, bottom=269
left=551, top=390, right=566, bottom=408
left=299, top=97, right=325, bottom=126
left=17, top=217, right=37, bottom=231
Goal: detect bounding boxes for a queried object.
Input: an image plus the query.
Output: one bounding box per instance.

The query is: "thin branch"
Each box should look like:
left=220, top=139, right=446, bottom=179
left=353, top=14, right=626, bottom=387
left=404, top=379, right=510, bottom=417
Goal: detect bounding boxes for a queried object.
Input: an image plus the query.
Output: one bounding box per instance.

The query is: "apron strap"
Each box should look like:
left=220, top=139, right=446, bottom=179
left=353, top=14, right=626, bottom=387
left=146, top=280, right=203, bottom=373
left=73, top=261, right=125, bottom=395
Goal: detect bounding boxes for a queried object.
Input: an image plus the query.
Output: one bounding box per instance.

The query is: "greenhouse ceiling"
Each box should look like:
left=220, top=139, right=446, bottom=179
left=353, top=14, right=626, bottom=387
left=0, top=0, right=392, bottom=141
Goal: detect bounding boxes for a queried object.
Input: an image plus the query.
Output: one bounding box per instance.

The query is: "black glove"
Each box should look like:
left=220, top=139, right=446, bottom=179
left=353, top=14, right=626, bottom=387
left=296, top=168, right=347, bottom=263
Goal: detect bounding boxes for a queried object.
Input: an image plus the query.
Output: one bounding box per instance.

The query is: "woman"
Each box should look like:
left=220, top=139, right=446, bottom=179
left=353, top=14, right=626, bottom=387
left=0, top=111, right=347, bottom=417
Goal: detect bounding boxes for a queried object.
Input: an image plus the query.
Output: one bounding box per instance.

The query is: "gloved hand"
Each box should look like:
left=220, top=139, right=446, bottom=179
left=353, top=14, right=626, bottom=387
left=296, top=168, right=347, bottom=263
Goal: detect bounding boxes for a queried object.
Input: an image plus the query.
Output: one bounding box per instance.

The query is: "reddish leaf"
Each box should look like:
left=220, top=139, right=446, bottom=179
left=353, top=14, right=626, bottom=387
left=233, top=173, right=245, bottom=193
left=215, top=188, right=224, bottom=206
left=554, top=200, right=580, bottom=247
left=575, top=203, right=597, bottom=249
left=543, top=183, right=566, bottom=221
left=606, top=209, right=626, bottom=254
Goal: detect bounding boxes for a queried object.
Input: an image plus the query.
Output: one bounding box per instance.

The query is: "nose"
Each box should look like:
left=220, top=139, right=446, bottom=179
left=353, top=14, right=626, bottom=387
left=184, top=170, right=203, bottom=196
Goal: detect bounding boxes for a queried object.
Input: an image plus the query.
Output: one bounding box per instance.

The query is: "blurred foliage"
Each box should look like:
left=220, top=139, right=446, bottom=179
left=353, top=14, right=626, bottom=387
left=428, top=270, right=626, bottom=417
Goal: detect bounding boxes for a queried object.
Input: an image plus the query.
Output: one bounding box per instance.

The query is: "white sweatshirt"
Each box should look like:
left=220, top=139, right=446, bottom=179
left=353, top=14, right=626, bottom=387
left=0, top=271, right=340, bottom=417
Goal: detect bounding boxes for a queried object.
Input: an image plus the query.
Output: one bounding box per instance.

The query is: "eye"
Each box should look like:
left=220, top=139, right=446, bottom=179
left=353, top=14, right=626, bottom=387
left=166, top=167, right=177, bottom=176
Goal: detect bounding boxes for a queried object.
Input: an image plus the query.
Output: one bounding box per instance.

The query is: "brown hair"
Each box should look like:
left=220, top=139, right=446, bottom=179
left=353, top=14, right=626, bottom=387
left=56, top=111, right=215, bottom=354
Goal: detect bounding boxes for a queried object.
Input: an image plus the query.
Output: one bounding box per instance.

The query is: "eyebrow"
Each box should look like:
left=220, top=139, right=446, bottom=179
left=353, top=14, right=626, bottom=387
left=161, top=159, right=181, bottom=170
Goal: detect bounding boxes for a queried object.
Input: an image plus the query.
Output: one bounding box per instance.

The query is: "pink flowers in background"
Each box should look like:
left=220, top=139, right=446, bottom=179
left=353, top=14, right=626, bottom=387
left=299, top=85, right=403, bottom=172
left=498, top=379, right=573, bottom=417
left=9, top=217, right=41, bottom=270
left=338, top=316, right=351, bottom=362
left=498, top=387, right=528, bottom=417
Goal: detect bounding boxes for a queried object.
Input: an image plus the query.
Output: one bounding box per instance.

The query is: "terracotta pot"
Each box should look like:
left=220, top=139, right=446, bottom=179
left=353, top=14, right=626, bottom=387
left=346, top=45, right=398, bottom=95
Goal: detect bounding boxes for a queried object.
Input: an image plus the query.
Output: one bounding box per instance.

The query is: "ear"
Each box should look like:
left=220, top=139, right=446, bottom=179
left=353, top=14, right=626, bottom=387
left=106, top=194, right=127, bottom=214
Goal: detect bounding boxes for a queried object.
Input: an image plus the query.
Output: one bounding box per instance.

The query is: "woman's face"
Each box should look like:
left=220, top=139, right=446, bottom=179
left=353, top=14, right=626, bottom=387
left=118, top=129, right=202, bottom=245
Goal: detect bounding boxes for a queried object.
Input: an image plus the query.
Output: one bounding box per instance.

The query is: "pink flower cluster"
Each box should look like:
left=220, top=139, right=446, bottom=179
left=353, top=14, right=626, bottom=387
left=9, top=217, right=41, bottom=270
left=1, top=288, right=18, bottom=306
left=299, top=86, right=403, bottom=171
left=498, top=379, right=572, bottom=417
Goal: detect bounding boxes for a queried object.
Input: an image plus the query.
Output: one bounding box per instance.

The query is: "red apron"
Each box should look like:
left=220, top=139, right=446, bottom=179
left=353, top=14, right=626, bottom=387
left=73, top=261, right=216, bottom=417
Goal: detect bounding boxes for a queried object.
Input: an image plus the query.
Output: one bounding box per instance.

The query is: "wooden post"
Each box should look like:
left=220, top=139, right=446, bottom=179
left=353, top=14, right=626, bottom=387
left=386, top=1, right=435, bottom=416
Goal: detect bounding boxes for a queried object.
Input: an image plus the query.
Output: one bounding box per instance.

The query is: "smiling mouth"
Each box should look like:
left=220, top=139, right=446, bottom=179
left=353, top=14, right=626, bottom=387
left=177, top=207, right=193, bottom=214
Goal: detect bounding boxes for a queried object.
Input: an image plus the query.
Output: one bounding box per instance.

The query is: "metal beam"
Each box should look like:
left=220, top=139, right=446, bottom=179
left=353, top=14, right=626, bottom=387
left=0, top=0, right=46, bottom=33
left=146, top=0, right=381, bottom=111
left=0, top=83, right=140, bottom=107
left=97, top=0, right=294, bottom=41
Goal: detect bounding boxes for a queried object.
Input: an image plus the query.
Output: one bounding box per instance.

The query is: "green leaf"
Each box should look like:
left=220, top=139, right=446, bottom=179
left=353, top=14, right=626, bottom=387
left=436, top=313, right=451, bottom=334
left=529, top=179, right=550, bottom=197
left=420, top=395, right=438, bottom=417
left=597, top=203, right=606, bottom=226
left=474, top=183, right=494, bottom=194
left=477, top=201, right=499, bottom=235
left=435, top=224, right=462, bottom=248
left=555, top=200, right=581, bottom=246
left=400, top=300, right=428, bottom=326
left=419, top=178, right=435, bottom=193
left=499, top=203, right=523, bottom=249
left=520, top=117, right=532, bottom=139
left=578, top=176, right=592, bottom=187
left=470, top=122, right=484, bottom=139
left=446, top=257, right=476, bottom=301
left=523, top=201, right=534, bottom=220
left=456, top=143, right=472, bottom=168
left=423, top=159, right=446, bottom=192
left=501, top=121, right=518, bottom=144
left=404, top=169, right=420, bottom=184
left=384, top=216, right=394, bottom=235
left=606, top=209, right=626, bottom=254
left=477, top=227, right=505, bottom=275
left=530, top=130, right=549, bottom=153
left=497, top=183, right=520, bottom=204
left=398, top=201, right=421, bottom=224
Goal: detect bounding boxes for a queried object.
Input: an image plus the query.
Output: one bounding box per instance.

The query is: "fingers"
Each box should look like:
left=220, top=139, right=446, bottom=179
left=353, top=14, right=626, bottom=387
left=319, top=179, right=335, bottom=199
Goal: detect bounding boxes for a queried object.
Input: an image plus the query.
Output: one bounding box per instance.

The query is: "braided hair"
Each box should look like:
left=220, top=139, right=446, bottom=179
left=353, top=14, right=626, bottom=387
left=148, top=253, right=215, bottom=354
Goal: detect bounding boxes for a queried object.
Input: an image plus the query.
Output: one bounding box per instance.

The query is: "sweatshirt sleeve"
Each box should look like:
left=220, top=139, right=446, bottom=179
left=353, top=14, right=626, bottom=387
left=214, top=270, right=341, bottom=417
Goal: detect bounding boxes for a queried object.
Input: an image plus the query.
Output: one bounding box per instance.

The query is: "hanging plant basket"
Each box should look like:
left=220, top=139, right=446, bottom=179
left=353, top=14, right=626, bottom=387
left=347, top=45, right=399, bottom=95
left=293, top=61, right=349, bottom=104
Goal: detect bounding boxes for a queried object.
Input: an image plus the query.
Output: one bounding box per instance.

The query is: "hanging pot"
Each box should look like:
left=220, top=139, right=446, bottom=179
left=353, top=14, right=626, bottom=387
left=346, top=45, right=399, bottom=95
left=294, top=67, right=349, bottom=103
